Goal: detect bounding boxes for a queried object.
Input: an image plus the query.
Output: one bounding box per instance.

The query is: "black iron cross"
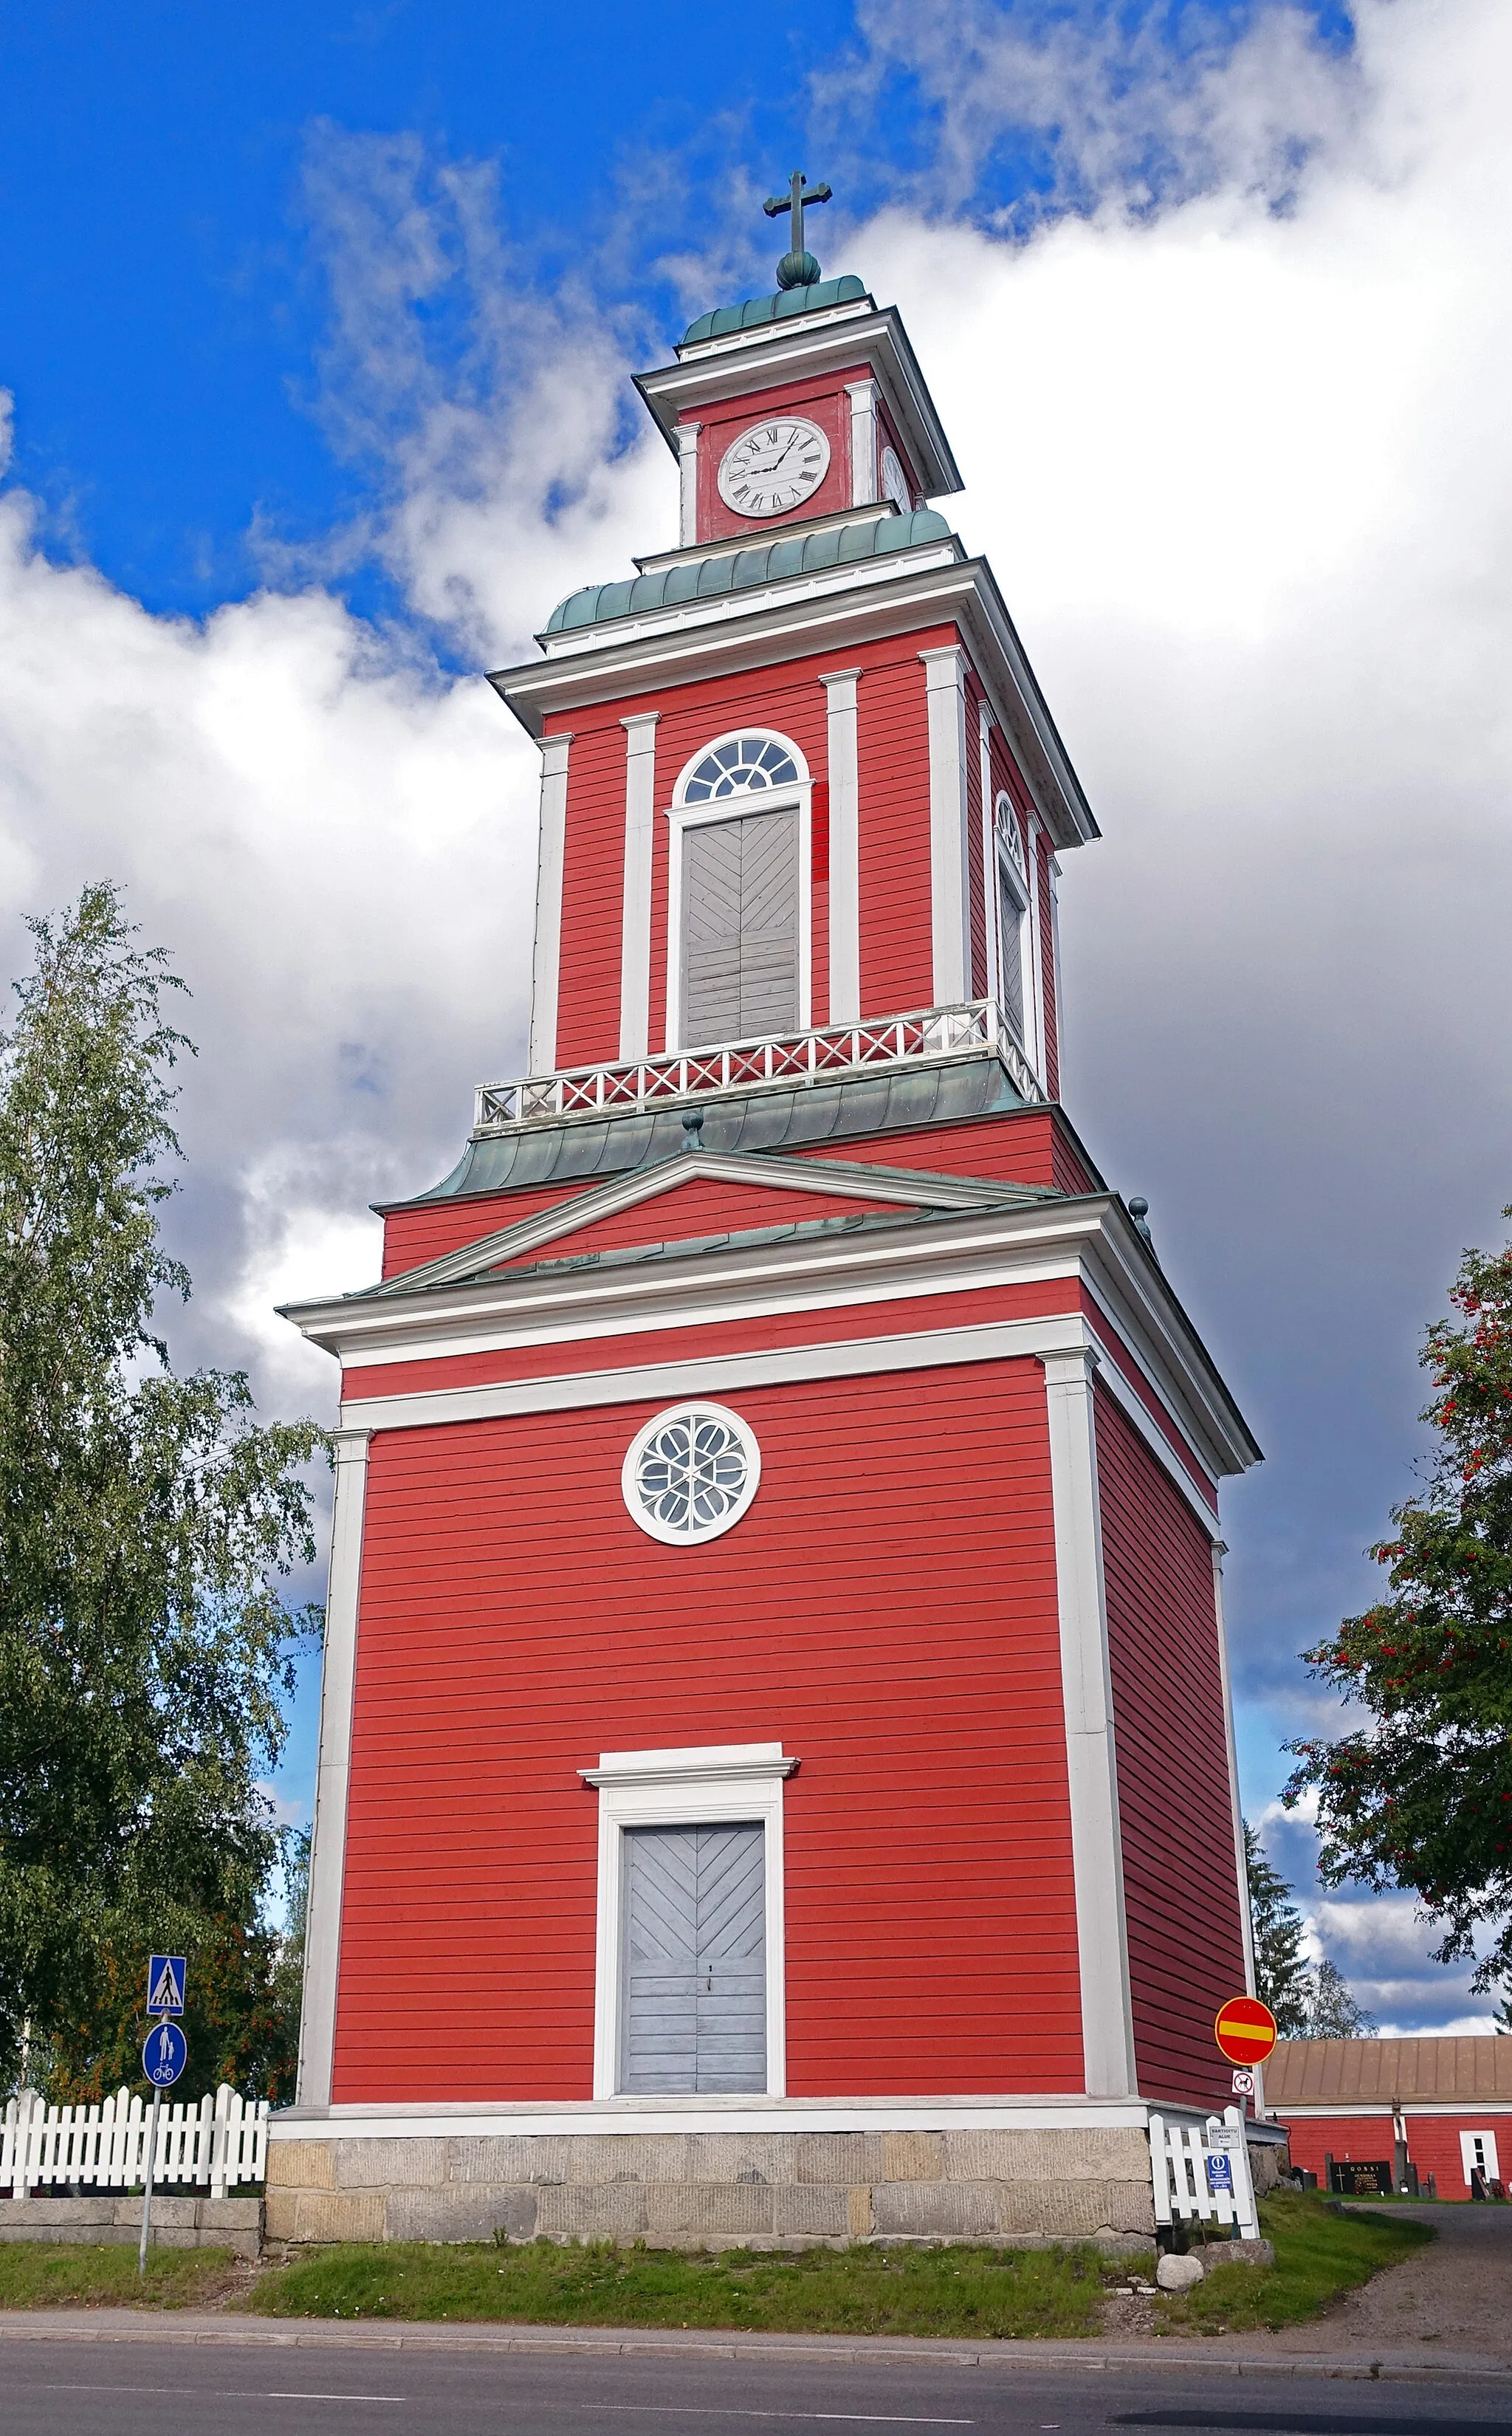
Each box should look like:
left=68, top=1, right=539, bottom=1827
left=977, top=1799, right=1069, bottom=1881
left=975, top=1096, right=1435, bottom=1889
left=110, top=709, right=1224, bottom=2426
left=763, top=169, right=833, bottom=258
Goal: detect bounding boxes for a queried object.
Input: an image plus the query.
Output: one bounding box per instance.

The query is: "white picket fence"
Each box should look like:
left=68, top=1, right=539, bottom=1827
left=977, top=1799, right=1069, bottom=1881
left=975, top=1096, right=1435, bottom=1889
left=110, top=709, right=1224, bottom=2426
left=1150, top=2104, right=1260, bottom=2240
left=1, top=2085, right=268, bottom=2199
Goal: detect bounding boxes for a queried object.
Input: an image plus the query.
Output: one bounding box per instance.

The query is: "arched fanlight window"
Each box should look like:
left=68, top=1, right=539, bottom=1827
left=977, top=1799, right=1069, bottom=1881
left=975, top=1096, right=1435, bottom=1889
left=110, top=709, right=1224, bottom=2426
left=681, top=735, right=800, bottom=803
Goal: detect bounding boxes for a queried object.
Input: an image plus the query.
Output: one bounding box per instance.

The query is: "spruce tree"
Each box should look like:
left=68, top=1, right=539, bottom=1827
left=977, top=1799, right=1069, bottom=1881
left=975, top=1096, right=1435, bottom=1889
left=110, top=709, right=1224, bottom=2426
left=1244, top=1821, right=1313, bottom=2035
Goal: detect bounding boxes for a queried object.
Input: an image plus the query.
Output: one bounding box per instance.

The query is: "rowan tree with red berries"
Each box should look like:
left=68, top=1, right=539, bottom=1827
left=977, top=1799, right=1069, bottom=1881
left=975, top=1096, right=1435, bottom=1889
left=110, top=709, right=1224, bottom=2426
left=1285, top=1215, right=1512, bottom=1993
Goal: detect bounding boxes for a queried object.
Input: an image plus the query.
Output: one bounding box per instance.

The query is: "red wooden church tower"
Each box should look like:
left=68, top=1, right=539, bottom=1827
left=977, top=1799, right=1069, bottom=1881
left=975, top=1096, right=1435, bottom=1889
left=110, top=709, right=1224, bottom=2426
left=274, top=185, right=1265, bottom=2251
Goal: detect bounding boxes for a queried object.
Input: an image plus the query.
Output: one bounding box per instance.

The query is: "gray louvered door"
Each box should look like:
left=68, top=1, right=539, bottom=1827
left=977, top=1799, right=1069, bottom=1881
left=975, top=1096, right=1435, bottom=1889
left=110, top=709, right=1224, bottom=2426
left=683, top=812, right=798, bottom=1047
left=620, top=1823, right=766, bottom=2093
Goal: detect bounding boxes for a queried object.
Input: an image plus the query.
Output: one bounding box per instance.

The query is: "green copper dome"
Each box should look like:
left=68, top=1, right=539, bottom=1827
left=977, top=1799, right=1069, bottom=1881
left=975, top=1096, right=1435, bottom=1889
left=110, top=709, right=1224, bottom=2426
left=681, top=275, right=868, bottom=346
left=544, top=508, right=954, bottom=637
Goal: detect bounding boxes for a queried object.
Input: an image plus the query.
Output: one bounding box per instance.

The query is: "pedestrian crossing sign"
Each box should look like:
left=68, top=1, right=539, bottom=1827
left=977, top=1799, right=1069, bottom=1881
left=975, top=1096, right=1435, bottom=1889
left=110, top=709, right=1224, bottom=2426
left=146, top=1955, right=186, bottom=2016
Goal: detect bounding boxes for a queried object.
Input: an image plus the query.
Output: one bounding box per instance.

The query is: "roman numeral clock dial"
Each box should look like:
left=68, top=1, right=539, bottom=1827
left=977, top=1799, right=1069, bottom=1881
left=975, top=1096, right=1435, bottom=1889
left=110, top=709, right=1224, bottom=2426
left=717, top=416, right=831, bottom=518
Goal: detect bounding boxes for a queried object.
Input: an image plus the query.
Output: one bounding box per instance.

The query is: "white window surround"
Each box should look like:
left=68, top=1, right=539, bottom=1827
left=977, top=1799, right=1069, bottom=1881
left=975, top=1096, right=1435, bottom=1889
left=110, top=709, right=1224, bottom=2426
left=994, top=790, right=1035, bottom=1064
left=621, top=1399, right=762, bottom=1545
left=1461, top=2129, right=1499, bottom=2183
left=664, top=727, right=813, bottom=1052
left=580, top=1742, right=797, bottom=2102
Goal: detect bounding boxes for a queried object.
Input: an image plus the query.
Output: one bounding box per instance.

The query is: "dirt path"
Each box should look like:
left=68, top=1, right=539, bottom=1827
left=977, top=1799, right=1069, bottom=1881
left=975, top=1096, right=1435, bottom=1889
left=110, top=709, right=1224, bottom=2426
left=1264, top=2203, right=1512, bottom=2365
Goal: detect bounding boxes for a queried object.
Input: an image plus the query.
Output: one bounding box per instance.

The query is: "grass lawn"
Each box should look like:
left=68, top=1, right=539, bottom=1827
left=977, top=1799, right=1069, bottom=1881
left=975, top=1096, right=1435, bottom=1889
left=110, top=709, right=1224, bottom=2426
left=1155, top=2190, right=1434, bottom=2335
left=250, top=2237, right=1108, bottom=2339
left=0, top=2243, right=238, bottom=2310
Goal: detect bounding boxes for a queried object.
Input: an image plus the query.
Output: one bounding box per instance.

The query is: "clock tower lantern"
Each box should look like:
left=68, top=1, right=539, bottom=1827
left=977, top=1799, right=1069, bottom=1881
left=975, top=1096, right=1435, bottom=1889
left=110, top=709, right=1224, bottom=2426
left=273, top=192, right=1268, bottom=2254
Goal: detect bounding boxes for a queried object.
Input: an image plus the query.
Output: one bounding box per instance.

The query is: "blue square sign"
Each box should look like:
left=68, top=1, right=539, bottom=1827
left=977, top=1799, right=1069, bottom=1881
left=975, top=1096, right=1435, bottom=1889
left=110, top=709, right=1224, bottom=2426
left=146, top=1955, right=186, bottom=2016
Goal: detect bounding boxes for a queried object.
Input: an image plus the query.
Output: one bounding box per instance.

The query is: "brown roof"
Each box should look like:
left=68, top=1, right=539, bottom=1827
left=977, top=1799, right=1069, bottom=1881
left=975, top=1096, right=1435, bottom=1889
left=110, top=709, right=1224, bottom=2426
left=1267, top=2037, right=1512, bottom=2106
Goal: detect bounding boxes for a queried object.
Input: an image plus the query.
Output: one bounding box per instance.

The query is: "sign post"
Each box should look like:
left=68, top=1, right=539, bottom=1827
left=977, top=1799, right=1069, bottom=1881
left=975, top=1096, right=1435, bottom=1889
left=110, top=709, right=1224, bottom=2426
left=138, top=1960, right=188, bottom=2279
left=1214, top=1994, right=1277, bottom=2121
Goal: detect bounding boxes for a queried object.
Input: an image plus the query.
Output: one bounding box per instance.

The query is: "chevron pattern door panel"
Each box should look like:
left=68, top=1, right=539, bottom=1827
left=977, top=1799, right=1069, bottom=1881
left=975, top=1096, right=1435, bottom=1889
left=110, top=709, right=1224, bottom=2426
left=621, top=1823, right=766, bottom=2093
left=683, top=812, right=798, bottom=1047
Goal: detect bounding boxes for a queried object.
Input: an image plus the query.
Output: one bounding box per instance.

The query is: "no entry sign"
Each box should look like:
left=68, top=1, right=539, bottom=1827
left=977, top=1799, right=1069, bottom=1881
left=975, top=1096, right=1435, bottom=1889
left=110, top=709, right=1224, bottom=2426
left=1214, top=1995, right=1278, bottom=2066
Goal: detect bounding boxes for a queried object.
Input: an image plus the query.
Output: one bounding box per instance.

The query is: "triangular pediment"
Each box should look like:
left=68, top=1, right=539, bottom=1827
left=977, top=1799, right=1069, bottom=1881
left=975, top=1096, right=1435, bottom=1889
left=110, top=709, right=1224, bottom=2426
left=366, top=1150, right=1052, bottom=1299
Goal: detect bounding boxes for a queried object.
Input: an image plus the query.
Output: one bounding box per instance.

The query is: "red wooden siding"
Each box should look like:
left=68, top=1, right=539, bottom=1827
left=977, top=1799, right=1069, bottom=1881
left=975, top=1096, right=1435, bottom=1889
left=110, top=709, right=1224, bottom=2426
left=1096, top=1385, right=1245, bottom=2113
left=494, top=1174, right=916, bottom=1267
left=552, top=721, right=626, bottom=1071
left=1039, top=840, right=1060, bottom=1099
left=1282, top=2111, right=1511, bottom=2197
left=856, top=639, right=946, bottom=1015
left=690, top=363, right=874, bottom=546
left=331, top=1360, right=1082, bottom=2102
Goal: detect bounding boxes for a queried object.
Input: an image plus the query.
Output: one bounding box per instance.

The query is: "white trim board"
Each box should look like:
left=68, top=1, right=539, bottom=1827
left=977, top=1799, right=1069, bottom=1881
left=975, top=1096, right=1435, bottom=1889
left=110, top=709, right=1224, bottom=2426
left=584, top=1740, right=795, bottom=2103
left=492, top=555, right=1097, bottom=854
left=289, top=1193, right=1253, bottom=1488
left=335, top=1311, right=1222, bottom=1534
left=272, top=2096, right=1156, bottom=2140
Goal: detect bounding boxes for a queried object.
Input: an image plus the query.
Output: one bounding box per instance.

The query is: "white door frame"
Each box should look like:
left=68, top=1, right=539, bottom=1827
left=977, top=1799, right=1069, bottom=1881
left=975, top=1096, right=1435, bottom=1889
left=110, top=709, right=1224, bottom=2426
left=580, top=1742, right=797, bottom=2100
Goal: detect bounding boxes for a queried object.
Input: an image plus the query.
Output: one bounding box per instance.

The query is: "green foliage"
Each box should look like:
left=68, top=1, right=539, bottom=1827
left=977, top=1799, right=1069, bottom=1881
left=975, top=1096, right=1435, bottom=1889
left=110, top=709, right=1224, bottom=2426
left=252, top=2237, right=1107, bottom=2338
left=0, top=2243, right=238, bottom=2310
left=1245, top=1821, right=1313, bottom=2034
left=1286, top=1213, right=1512, bottom=1989
left=0, top=883, right=329, bottom=2096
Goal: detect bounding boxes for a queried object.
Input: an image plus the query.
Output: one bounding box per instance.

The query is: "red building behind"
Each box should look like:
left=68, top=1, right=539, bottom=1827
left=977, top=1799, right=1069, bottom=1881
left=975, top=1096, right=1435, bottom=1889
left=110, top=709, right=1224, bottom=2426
left=272, top=226, right=1266, bottom=2249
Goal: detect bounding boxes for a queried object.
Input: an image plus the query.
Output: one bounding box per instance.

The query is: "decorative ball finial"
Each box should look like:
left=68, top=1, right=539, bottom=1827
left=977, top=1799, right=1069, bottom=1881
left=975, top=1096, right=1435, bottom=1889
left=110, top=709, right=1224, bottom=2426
left=1127, top=1195, right=1154, bottom=1248
left=776, top=249, right=822, bottom=292
left=763, top=170, right=832, bottom=292
left=681, top=1108, right=705, bottom=1153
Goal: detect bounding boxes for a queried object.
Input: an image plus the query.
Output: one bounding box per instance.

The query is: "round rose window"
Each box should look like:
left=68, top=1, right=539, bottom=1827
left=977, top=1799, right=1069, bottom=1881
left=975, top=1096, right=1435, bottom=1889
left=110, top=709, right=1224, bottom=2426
left=622, top=1403, right=762, bottom=1545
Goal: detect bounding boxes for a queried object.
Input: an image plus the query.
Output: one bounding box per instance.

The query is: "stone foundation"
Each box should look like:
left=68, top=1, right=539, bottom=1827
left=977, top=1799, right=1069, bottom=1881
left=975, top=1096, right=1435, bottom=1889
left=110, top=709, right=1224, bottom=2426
left=267, top=2126, right=1158, bottom=2252
left=0, top=2195, right=263, bottom=2257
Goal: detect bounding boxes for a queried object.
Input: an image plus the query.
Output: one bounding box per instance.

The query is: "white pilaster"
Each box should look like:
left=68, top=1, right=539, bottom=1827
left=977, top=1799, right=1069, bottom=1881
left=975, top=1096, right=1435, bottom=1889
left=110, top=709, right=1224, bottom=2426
left=528, top=732, right=572, bottom=1076
left=819, top=669, right=861, bottom=1023
left=297, top=1427, right=371, bottom=2110
left=618, top=713, right=659, bottom=1060
left=677, top=423, right=701, bottom=547
left=1040, top=1346, right=1138, bottom=2100
left=919, top=646, right=972, bottom=1007
left=1213, top=1543, right=1265, bottom=2116
left=977, top=699, right=997, bottom=1009
left=845, top=380, right=878, bottom=507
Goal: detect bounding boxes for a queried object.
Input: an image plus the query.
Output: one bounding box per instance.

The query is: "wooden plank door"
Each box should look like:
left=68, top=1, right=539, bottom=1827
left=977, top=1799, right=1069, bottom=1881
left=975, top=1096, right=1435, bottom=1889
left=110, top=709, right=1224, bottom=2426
left=621, top=1823, right=766, bottom=2093
left=683, top=812, right=798, bottom=1047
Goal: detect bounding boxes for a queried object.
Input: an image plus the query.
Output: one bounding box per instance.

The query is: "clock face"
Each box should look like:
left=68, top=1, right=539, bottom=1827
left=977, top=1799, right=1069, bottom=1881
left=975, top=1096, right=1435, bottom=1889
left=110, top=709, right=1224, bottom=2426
left=718, top=416, right=831, bottom=518
left=881, top=445, right=911, bottom=513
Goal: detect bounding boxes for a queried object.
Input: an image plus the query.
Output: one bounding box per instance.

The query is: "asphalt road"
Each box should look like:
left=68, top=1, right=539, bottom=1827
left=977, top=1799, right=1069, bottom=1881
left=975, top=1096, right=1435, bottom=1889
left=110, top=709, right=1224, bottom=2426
left=4, top=2341, right=1511, bottom=2436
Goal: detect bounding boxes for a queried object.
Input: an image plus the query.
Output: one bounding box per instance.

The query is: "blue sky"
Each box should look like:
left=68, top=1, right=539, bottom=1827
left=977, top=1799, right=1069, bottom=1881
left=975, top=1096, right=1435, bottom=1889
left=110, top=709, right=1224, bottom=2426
left=3, top=0, right=1509, bottom=2029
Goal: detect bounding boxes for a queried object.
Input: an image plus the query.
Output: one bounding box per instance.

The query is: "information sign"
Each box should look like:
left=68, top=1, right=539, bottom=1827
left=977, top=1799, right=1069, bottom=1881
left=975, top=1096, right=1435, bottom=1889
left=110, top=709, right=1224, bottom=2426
left=146, top=1955, right=186, bottom=2016
left=1214, top=1994, right=1277, bottom=2067
left=142, top=2019, right=188, bottom=2087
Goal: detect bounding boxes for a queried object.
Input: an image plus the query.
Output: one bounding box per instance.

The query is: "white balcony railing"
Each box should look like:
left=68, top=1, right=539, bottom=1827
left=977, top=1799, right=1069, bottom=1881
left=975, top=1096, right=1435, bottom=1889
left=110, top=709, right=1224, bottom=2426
left=474, top=1000, right=1041, bottom=1133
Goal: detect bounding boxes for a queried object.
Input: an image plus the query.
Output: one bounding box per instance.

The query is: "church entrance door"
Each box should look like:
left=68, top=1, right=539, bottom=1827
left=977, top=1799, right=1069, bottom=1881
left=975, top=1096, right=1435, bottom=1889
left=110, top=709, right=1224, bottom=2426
left=620, top=1822, right=766, bottom=2093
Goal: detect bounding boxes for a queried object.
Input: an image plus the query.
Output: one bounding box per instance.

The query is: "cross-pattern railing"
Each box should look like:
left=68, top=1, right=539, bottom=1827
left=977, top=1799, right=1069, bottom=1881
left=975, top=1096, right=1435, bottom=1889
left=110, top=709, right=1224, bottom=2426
left=475, top=1000, right=1040, bottom=1133
left=1, top=2085, right=268, bottom=2199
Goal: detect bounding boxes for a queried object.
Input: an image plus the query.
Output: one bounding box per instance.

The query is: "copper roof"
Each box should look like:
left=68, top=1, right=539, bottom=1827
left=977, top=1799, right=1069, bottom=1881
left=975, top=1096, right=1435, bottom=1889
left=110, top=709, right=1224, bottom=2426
left=1268, top=2037, right=1512, bottom=2106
